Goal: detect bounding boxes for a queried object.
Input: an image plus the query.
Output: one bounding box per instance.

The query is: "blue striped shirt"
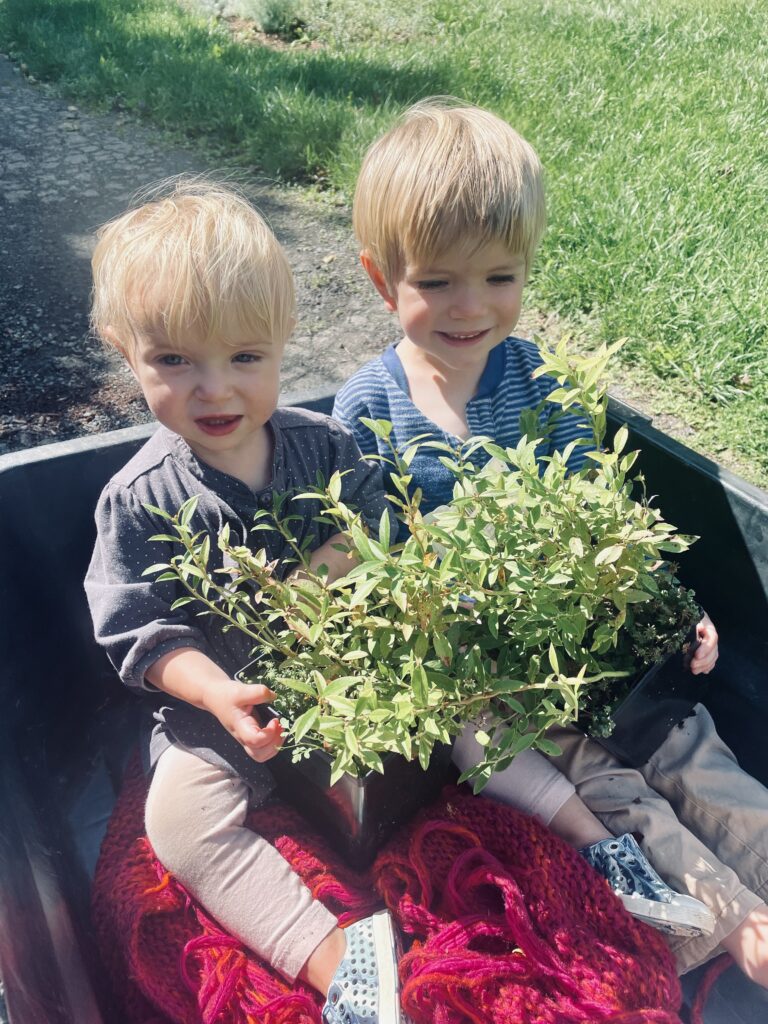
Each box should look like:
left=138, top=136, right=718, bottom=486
left=332, top=337, right=590, bottom=519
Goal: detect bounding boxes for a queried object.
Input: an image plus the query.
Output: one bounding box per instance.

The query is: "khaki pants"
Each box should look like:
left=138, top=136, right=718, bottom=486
left=145, top=743, right=337, bottom=981
left=546, top=705, right=768, bottom=972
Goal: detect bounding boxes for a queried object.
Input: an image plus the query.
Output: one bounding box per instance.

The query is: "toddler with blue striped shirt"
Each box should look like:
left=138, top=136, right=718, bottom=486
left=331, top=100, right=768, bottom=969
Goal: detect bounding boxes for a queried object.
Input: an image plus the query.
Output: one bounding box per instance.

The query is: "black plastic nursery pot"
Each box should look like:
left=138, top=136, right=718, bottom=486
left=236, top=660, right=457, bottom=869
left=265, top=741, right=455, bottom=870
left=587, top=641, right=710, bottom=768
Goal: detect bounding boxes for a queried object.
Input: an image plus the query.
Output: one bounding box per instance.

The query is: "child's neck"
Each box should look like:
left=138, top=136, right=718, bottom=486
left=396, top=339, right=488, bottom=439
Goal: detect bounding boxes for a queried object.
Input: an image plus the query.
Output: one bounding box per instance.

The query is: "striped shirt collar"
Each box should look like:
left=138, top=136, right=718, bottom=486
left=382, top=340, right=507, bottom=402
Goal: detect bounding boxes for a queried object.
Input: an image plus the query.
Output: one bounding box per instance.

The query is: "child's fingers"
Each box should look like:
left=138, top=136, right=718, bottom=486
left=696, top=613, right=718, bottom=644
left=208, top=680, right=284, bottom=759
left=691, top=614, right=719, bottom=675
left=234, top=714, right=284, bottom=762
left=232, top=681, right=276, bottom=706
left=691, top=649, right=718, bottom=674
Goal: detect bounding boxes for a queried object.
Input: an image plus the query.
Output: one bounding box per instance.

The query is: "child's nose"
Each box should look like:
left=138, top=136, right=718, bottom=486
left=195, top=367, right=233, bottom=400
left=449, top=285, right=485, bottom=318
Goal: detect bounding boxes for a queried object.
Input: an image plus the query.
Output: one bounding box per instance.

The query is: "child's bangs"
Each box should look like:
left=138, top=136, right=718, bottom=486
left=399, top=146, right=545, bottom=275
left=91, top=179, right=295, bottom=351
left=132, top=253, right=293, bottom=350
left=354, top=99, right=546, bottom=284
left=403, top=200, right=536, bottom=273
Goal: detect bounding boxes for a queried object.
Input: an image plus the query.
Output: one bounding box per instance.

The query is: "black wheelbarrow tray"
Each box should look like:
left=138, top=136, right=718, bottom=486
left=1, top=389, right=767, bottom=1024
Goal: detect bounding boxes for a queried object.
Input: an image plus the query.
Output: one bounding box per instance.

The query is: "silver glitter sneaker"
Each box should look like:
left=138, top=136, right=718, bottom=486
left=581, top=832, right=716, bottom=937
left=322, top=910, right=402, bottom=1024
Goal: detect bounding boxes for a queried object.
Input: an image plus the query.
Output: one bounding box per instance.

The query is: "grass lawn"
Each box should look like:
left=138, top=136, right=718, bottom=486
left=1, top=0, right=766, bottom=487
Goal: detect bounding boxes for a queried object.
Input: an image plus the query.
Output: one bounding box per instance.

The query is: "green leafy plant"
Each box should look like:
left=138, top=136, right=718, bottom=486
left=144, top=336, right=698, bottom=787
left=243, top=0, right=308, bottom=40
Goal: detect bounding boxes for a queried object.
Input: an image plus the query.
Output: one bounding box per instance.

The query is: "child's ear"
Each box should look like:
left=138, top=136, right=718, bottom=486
left=360, top=252, right=398, bottom=312
left=103, top=326, right=138, bottom=377
left=102, top=324, right=124, bottom=351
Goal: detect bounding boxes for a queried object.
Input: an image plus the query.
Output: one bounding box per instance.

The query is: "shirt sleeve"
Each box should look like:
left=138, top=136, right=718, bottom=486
left=84, top=484, right=211, bottom=691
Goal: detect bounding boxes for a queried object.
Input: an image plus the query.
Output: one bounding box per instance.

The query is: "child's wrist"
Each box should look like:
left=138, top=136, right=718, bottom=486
left=199, top=673, right=235, bottom=716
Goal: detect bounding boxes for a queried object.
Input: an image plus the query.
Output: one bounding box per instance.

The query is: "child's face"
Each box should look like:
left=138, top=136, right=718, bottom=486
left=365, top=240, right=526, bottom=374
left=124, top=324, right=283, bottom=473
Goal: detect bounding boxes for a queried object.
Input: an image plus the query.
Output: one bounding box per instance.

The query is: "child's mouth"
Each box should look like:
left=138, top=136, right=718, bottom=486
left=195, top=415, right=243, bottom=436
left=437, top=330, right=490, bottom=346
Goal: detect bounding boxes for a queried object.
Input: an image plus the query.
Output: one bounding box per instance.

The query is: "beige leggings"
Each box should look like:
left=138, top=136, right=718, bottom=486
left=145, top=743, right=337, bottom=981
left=452, top=718, right=575, bottom=825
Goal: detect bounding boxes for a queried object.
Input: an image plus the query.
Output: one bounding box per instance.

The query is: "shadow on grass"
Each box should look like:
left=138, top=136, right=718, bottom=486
left=2, top=0, right=472, bottom=181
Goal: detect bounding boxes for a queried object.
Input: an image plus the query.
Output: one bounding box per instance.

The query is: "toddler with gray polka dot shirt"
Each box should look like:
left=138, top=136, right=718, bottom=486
left=84, top=177, right=404, bottom=1024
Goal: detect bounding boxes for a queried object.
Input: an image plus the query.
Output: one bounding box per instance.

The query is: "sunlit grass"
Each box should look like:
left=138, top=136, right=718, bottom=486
left=1, top=0, right=766, bottom=484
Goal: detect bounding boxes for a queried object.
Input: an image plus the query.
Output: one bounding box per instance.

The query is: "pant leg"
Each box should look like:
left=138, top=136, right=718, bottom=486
left=643, top=705, right=768, bottom=907
left=452, top=717, right=575, bottom=825
left=145, top=743, right=337, bottom=981
left=545, top=721, right=763, bottom=973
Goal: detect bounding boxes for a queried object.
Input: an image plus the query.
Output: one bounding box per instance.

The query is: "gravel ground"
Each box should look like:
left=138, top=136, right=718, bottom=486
left=0, top=52, right=398, bottom=455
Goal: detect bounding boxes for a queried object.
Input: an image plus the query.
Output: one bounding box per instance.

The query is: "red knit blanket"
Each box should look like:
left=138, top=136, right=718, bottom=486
left=92, top=759, right=685, bottom=1024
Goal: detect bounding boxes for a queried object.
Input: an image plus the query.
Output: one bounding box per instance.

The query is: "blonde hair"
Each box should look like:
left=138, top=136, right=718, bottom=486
left=353, top=98, right=546, bottom=284
left=91, top=176, right=295, bottom=353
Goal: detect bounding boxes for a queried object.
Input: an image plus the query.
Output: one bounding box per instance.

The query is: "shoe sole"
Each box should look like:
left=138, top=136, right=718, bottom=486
left=371, top=910, right=404, bottom=1024
left=618, top=892, right=716, bottom=937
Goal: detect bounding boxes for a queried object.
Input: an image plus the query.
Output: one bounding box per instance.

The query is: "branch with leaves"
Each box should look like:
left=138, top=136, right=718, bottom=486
left=144, top=335, right=698, bottom=788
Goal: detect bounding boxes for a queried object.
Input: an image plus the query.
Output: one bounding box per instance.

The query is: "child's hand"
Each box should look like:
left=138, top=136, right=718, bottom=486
left=690, top=613, right=719, bottom=675
left=206, top=679, right=284, bottom=762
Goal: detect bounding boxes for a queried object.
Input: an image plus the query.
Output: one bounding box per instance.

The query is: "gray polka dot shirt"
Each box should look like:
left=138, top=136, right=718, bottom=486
left=85, top=407, right=392, bottom=800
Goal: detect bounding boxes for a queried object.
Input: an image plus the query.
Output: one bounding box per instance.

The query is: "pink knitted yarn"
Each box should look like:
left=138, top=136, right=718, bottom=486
left=378, top=792, right=682, bottom=1023
left=92, top=757, right=684, bottom=1024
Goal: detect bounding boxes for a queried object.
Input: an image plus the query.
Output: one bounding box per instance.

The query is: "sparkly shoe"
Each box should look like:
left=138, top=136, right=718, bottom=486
left=322, top=910, right=402, bottom=1024
left=581, top=833, right=716, bottom=937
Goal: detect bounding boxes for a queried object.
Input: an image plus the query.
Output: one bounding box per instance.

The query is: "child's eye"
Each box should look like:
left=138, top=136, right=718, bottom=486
left=414, top=279, right=448, bottom=291
left=488, top=274, right=517, bottom=285
left=158, top=354, right=186, bottom=366
left=233, top=352, right=262, bottom=364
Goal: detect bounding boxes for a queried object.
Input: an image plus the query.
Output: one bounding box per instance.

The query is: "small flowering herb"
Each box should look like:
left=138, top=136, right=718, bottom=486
left=145, top=337, right=697, bottom=788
